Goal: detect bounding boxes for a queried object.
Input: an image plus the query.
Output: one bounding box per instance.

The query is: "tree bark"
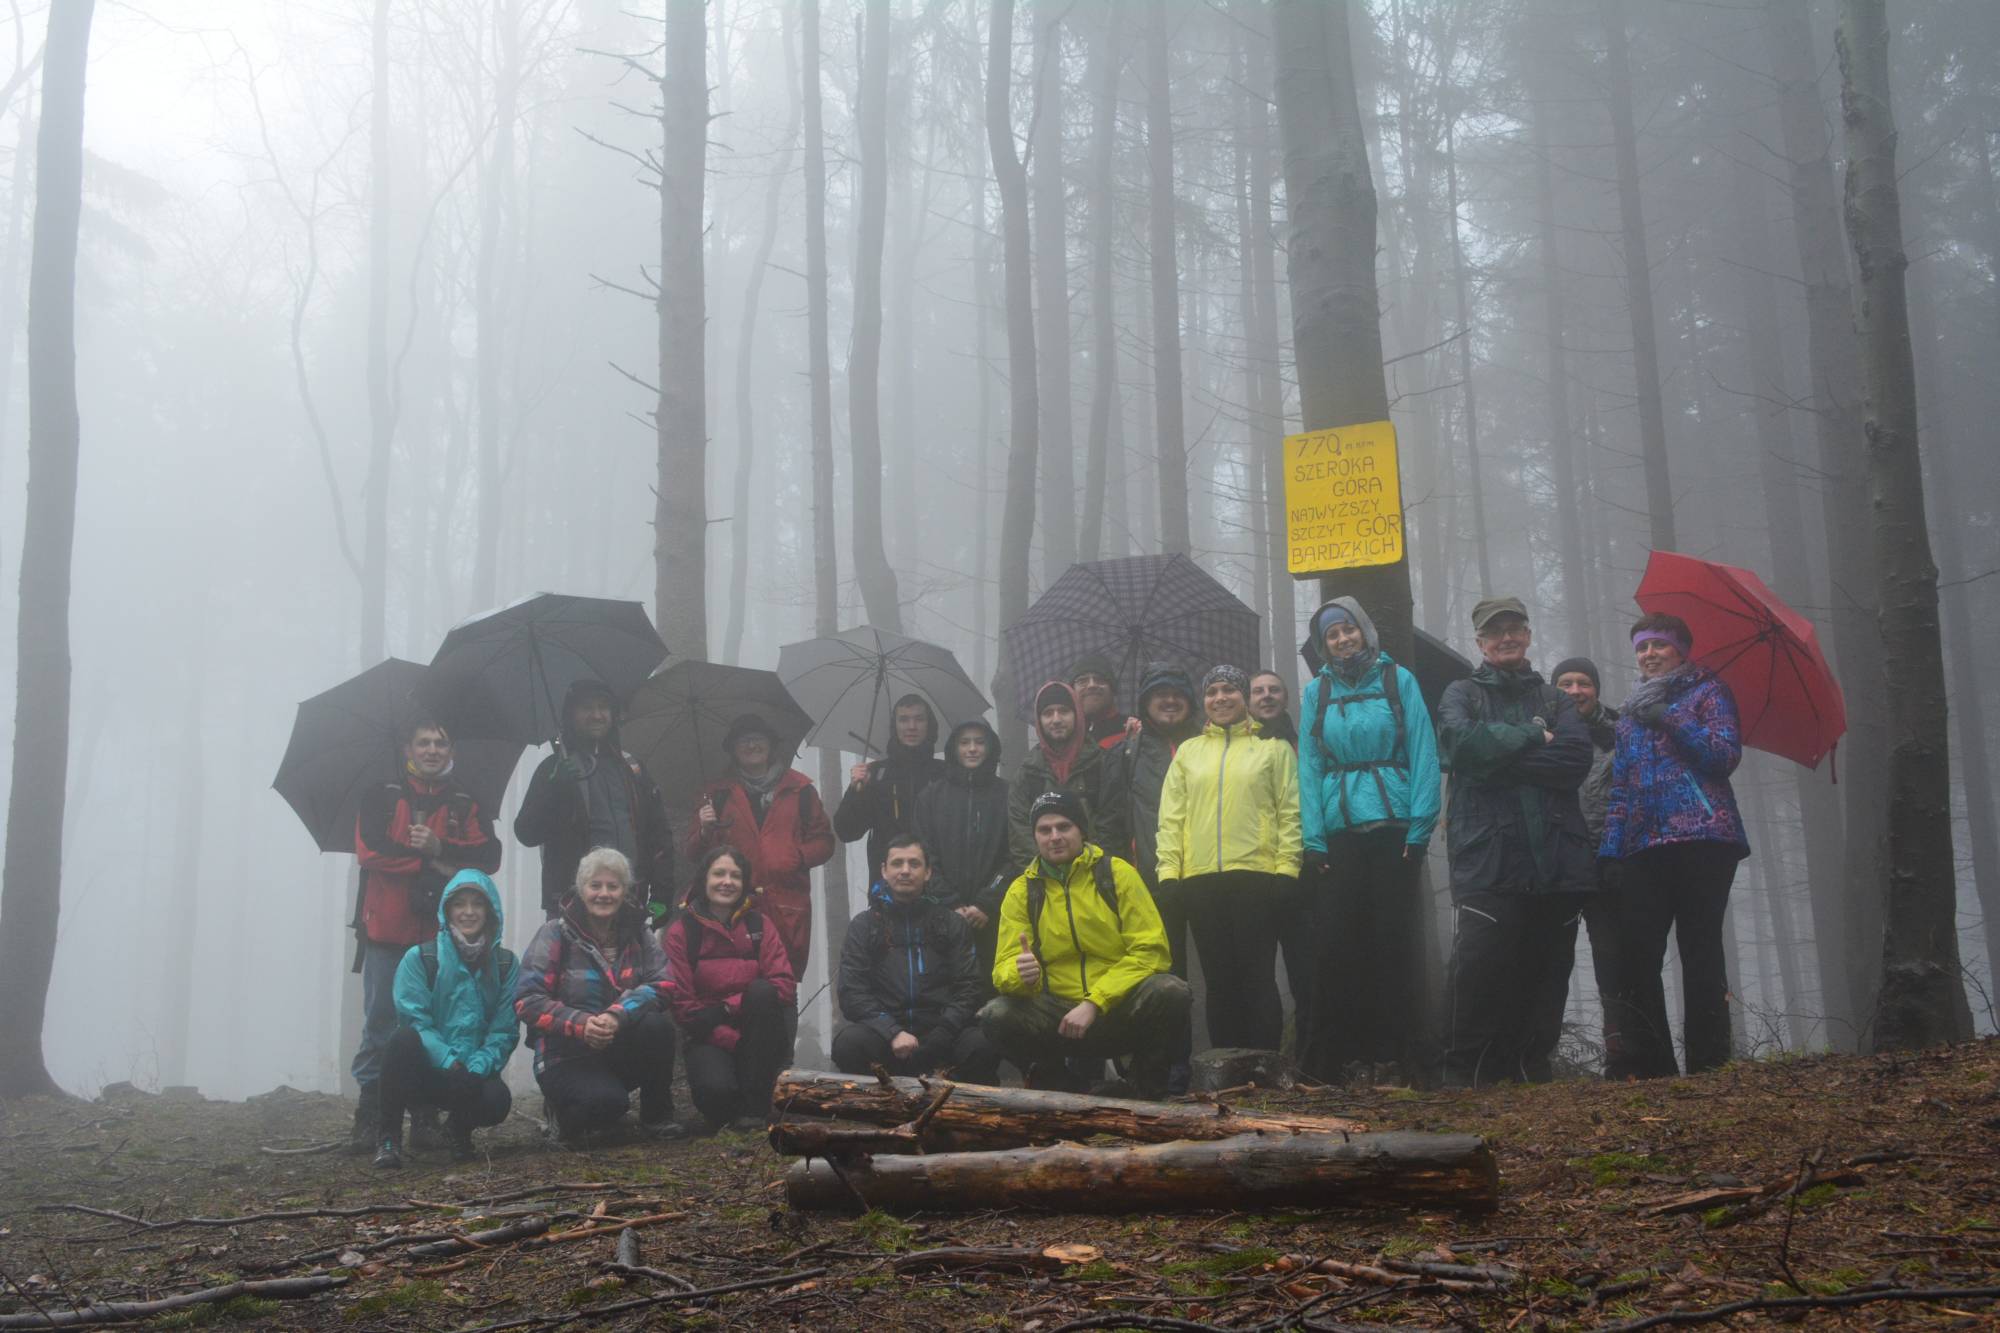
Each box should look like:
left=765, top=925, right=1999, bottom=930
left=1077, top=1, right=1120, bottom=564
left=989, top=0, right=1040, bottom=741
left=0, top=0, right=91, bottom=1100
left=1599, top=0, right=1675, bottom=552
left=1441, top=111, right=1489, bottom=592
left=471, top=0, right=520, bottom=610
left=1242, top=7, right=1293, bottom=683
left=784, top=1131, right=1498, bottom=1215
left=654, top=0, right=708, bottom=659
left=1143, top=4, right=1188, bottom=555
left=361, top=0, right=392, bottom=665
left=1529, top=96, right=1588, bottom=655
left=1837, top=0, right=1967, bottom=1047
left=1272, top=0, right=1414, bottom=664
left=848, top=0, right=901, bottom=633
left=1031, top=0, right=1076, bottom=578
left=771, top=1069, right=1363, bottom=1151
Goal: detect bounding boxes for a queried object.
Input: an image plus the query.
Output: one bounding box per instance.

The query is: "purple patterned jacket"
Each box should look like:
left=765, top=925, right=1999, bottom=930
left=1599, top=666, right=1750, bottom=862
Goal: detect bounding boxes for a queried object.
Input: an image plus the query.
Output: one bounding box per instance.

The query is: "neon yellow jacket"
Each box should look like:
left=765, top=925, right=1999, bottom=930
left=990, top=844, right=1170, bottom=1012
left=1155, top=720, right=1303, bottom=880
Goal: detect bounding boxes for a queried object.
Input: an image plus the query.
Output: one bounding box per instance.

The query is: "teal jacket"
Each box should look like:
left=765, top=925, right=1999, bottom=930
left=392, top=869, right=520, bottom=1078
left=1298, top=653, right=1442, bottom=852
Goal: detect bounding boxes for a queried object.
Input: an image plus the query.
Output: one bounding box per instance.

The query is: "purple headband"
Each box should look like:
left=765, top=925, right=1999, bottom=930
left=1632, top=629, right=1691, bottom=655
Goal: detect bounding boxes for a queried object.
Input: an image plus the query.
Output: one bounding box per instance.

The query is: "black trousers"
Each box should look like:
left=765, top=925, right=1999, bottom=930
left=1302, top=828, right=1422, bottom=1080
left=1442, top=891, right=1586, bottom=1087
left=683, top=980, right=791, bottom=1128
left=1275, top=872, right=1316, bottom=1062
left=832, top=1021, right=1002, bottom=1084
left=1182, top=871, right=1284, bottom=1052
left=1606, top=841, right=1740, bottom=1079
left=536, top=1009, right=677, bottom=1135
left=378, top=1026, right=511, bottom=1140
left=1150, top=876, right=1195, bottom=1069
left=1580, top=867, right=1626, bottom=1071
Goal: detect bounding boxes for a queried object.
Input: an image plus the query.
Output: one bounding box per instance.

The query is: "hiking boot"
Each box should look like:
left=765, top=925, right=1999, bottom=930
left=347, top=1083, right=382, bottom=1153
left=372, top=1137, right=403, bottom=1169
left=446, top=1115, right=476, bottom=1163
left=409, top=1109, right=445, bottom=1152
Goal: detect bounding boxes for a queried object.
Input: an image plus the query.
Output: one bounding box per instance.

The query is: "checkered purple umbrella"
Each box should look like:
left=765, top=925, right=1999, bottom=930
left=1001, top=554, right=1261, bottom=716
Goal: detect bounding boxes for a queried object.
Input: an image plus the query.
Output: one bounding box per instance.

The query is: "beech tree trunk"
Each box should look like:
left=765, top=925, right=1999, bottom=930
left=1836, top=0, right=1967, bottom=1048
left=361, top=0, right=392, bottom=664
left=1441, top=112, right=1490, bottom=592
left=1143, top=3, right=1188, bottom=555
left=0, top=0, right=92, bottom=1099
left=784, top=1131, right=1499, bottom=1215
left=471, top=0, right=520, bottom=610
left=654, top=0, right=708, bottom=658
left=848, top=0, right=901, bottom=633
left=1031, top=0, right=1075, bottom=578
left=1272, top=0, right=1415, bottom=665
left=1530, top=96, right=1588, bottom=654
left=1077, top=1, right=1120, bottom=564
left=1241, top=7, right=1293, bottom=682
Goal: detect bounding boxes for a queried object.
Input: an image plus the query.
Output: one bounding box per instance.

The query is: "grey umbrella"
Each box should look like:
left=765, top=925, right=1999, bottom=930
left=777, top=626, right=990, bottom=757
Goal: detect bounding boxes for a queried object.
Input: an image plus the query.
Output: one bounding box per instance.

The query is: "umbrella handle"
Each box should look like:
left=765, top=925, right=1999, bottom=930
left=846, top=729, right=881, bottom=757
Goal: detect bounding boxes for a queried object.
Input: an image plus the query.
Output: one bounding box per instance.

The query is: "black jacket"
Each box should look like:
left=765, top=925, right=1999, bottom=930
left=912, top=720, right=1011, bottom=914
left=833, top=699, right=948, bottom=879
left=1435, top=664, right=1595, bottom=899
left=1105, top=662, right=1199, bottom=883
left=1006, top=738, right=1129, bottom=875
left=515, top=747, right=676, bottom=915
left=838, top=886, right=983, bottom=1050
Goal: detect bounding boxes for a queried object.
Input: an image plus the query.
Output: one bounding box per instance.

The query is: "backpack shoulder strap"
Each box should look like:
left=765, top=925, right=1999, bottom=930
left=1092, top=855, right=1120, bottom=920
left=683, top=915, right=703, bottom=971
left=1023, top=871, right=1046, bottom=957
left=1310, top=676, right=1337, bottom=769
left=494, top=945, right=516, bottom=974
left=419, top=938, right=440, bottom=988
left=1382, top=663, right=1408, bottom=766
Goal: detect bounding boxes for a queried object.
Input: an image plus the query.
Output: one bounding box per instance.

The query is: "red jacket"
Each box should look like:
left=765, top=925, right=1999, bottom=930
left=662, top=903, right=797, bottom=1052
left=354, top=776, right=501, bottom=950
left=681, top=769, right=834, bottom=972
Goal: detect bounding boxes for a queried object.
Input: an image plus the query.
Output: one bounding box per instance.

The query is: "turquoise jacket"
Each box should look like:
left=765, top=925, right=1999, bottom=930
left=392, top=869, right=520, bottom=1078
left=1298, top=653, right=1442, bottom=852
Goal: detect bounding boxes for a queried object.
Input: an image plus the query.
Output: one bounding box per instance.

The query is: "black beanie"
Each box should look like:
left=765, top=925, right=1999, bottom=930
left=1027, top=789, right=1089, bottom=836
left=1550, top=657, right=1600, bottom=691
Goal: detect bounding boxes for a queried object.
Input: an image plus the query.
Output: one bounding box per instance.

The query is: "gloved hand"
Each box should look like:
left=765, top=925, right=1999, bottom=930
left=550, top=754, right=588, bottom=783
left=1301, top=850, right=1329, bottom=881
left=1625, top=697, right=1668, bottom=728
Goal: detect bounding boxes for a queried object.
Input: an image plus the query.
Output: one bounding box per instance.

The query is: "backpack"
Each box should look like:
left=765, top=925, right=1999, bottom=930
left=1311, top=662, right=1410, bottom=828
left=1021, top=854, right=1120, bottom=960
left=683, top=908, right=763, bottom=971
left=417, top=937, right=516, bottom=988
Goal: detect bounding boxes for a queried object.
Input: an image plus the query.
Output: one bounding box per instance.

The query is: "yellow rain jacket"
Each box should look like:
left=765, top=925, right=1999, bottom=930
left=991, top=844, right=1170, bottom=1012
left=1155, top=720, right=1303, bottom=879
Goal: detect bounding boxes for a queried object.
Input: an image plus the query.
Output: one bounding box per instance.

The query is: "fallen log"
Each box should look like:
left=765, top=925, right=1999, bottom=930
left=785, top=1130, right=1495, bottom=1214
left=770, top=1069, right=1365, bottom=1152
left=891, top=1246, right=1079, bottom=1275
left=402, top=1215, right=550, bottom=1258
left=0, top=1275, right=346, bottom=1329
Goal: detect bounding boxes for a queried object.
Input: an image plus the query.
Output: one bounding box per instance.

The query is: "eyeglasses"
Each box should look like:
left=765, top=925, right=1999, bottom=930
left=1478, top=622, right=1531, bottom=642
left=1072, top=674, right=1111, bottom=687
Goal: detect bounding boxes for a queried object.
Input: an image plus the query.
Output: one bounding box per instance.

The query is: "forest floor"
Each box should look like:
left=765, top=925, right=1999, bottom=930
left=1, top=1039, right=1997, bottom=1331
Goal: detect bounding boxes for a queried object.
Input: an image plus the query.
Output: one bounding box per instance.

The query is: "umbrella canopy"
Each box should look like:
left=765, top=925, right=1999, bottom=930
left=1635, top=549, right=1847, bottom=769
left=1002, top=554, right=1260, bottom=717
left=622, top=658, right=815, bottom=816
left=1299, top=623, right=1473, bottom=712
left=778, top=626, right=990, bottom=757
left=419, top=592, right=668, bottom=745
left=274, top=658, right=525, bottom=854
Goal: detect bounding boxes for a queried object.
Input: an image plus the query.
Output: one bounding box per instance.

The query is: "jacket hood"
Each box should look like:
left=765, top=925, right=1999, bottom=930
left=943, top=719, right=1002, bottom=783
left=867, top=880, right=937, bottom=912
left=1135, top=661, right=1200, bottom=741
left=885, top=692, right=940, bottom=762
left=439, top=868, right=505, bottom=935
left=558, top=677, right=624, bottom=754
left=1311, top=597, right=1380, bottom=659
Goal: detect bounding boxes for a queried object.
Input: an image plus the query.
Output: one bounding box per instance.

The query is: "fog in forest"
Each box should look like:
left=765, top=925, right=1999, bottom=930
left=0, top=0, right=1993, bottom=1100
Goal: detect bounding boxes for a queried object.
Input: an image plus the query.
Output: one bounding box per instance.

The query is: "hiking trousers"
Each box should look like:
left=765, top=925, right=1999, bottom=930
left=1442, top=891, right=1586, bottom=1087
left=1303, top=827, right=1422, bottom=1081
left=378, top=1027, right=512, bottom=1141
left=1606, top=840, right=1739, bottom=1079
left=683, top=980, right=792, bottom=1130
left=979, top=974, right=1192, bottom=1097
left=1181, top=871, right=1284, bottom=1052
left=537, top=1009, right=677, bottom=1135
left=832, top=1021, right=1002, bottom=1085
left=351, top=939, right=408, bottom=1089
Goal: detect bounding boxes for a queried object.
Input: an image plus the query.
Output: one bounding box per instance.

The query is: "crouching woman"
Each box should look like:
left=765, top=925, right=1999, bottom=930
left=374, top=870, right=517, bottom=1168
left=664, top=847, right=797, bottom=1134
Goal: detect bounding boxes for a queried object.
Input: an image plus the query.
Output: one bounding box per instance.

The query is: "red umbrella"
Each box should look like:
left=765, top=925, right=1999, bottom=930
left=1634, top=550, right=1846, bottom=770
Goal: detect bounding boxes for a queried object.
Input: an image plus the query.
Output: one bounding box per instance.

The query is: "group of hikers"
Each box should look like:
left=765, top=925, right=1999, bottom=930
left=346, top=591, right=1748, bottom=1167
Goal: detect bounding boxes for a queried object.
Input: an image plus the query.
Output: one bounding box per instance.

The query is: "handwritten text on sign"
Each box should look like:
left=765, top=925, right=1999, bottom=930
left=1283, top=420, right=1405, bottom=574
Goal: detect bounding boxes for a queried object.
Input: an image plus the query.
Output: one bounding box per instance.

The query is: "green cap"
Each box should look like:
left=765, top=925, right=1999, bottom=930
left=1470, top=596, right=1529, bottom=633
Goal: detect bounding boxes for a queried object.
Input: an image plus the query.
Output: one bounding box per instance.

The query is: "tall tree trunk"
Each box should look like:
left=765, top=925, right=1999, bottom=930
left=1032, top=0, right=1076, bottom=579
left=1745, top=781, right=1811, bottom=1050
left=970, top=0, right=996, bottom=684
left=471, top=0, right=520, bottom=610
left=1599, top=0, right=1675, bottom=552
left=655, top=0, right=708, bottom=658
left=1273, top=0, right=1414, bottom=663
left=1077, top=1, right=1120, bottom=564
left=1761, top=0, right=1885, bottom=1048
left=158, top=661, right=205, bottom=1088
left=1529, top=96, right=1588, bottom=655
left=989, top=0, right=1041, bottom=741
left=1441, top=113, right=1490, bottom=591
left=1244, top=11, right=1293, bottom=687
left=0, top=86, right=33, bottom=518
left=848, top=0, right=901, bottom=632
left=0, top=0, right=91, bottom=1099
left=361, top=0, right=393, bottom=661
left=1144, top=3, right=1188, bottom=555
left=1835, top=0, right=1967, bottom=1048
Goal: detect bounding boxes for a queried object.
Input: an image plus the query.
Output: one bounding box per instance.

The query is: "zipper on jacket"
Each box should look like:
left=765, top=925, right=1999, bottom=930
left=905, top=909, right=920, bottom=1030
left=1214, top=727, right=1232, bottom=872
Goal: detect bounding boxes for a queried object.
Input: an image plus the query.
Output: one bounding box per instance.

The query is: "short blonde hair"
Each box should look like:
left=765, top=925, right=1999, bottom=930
left=573, top=846, right=633, bottom=895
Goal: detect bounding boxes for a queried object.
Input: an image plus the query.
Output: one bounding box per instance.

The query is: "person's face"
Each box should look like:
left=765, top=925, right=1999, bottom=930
left=882, top=844, right=931, bottom=900
left=894, top=703, right=931, bottom=749
left=405, top=727, right=453, bottom=778
left=1554, top=671, right=1599, bottom=715
left=1249, top=675, right=1287, bottom=721
left=1323, top=619, right=1367, bottom=661
left=1144, top=690, right=1190, bottom=729
left=1033, top=814, right=1081, bottom=865
left=1071, top=671, right=1113, bottom=718
left=1204, top=680, right=1248, bottom=726
left=953, top=729, right=989, bottom=769
left=580, top=867, right=628, bottom=923
left=704, top=855, right=747, bottom=912
left=1038, top=701, right=1076, bottom=743
left=732, top=734, right=772, bottom=775
left=1634, top=635, right=1685, bottom=680
left=446, top=889, right=490, bottom=937
left=1476, top=616, right=1532, bottom=669
left=571, top=694, right=615, bottom=742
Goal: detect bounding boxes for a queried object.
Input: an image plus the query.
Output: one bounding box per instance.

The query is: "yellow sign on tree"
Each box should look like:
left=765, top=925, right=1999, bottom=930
left=1282, top=420, right=1405, bottom=575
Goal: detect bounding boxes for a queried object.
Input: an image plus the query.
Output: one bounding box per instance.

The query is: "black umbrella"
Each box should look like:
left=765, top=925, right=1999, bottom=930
left=1298, top=623, right=1474, bottom=711
left=419, top=592, right=668, bottom=745
left=1001, top=554, right=1261, bottom=717
left=622, top=658, right=815, bottom=817
left=274, top=658, right=525, bottom=854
